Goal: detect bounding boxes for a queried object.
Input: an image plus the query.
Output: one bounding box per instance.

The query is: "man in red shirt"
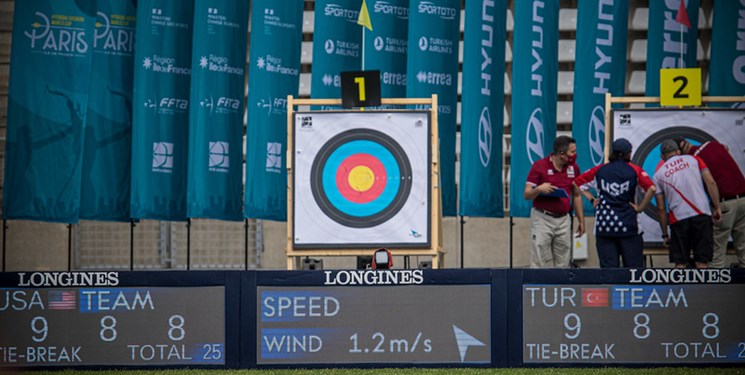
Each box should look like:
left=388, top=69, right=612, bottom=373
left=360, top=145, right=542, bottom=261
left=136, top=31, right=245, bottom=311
left=674, top=137, right=745, bottom=268
left=524, top=136, right=585, bottom=268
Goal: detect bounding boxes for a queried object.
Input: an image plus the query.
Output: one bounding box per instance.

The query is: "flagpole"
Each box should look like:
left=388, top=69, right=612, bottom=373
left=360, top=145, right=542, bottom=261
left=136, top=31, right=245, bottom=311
left=362, top=27, right=365, bottom=71
left=680, top=25, right=683, bottom=68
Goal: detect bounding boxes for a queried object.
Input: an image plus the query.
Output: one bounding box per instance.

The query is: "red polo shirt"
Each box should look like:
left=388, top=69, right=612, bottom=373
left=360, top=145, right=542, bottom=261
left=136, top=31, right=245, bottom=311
left=526, top=155, right=580, bottom=215
left=688, top=141, right=745, bottom=199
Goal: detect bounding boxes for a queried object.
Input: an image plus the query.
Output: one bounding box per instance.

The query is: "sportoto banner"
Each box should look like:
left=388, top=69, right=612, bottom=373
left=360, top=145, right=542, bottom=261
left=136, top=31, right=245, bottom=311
left=459, top=0, right=506, bottom=218
left=310, top=0, right=362, bottom=107
left=80, top=0, right=136, bottom=222
left=572, top=0, right=628, bottom=215
left=510, top=0, right=559, bottom=218
left=187, top=0, right=249, bottom=221
left=131, top=0, right=194, bottom=221
left=612, top=109, right=745, bottom=244
left=244, top=0, right=303, bottom=221
left=363, top=0, right=409, bottom=100
left=406, top=0, right=460, bottom=217
left=292, top=111, right=431, bottom=248
left=708, top=0, right=745, bottom=106
left=645, top=0, right=699, bottom=99
left=3, top=0, right=95, bottom=223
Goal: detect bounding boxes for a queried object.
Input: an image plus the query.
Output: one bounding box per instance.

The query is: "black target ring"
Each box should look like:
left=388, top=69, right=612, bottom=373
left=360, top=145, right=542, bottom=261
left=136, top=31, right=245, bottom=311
left=310, top=128, right=413, bottom=228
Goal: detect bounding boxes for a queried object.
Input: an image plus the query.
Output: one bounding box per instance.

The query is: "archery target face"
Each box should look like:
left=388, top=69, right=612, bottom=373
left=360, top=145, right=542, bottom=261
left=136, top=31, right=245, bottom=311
left=293, top=111, right=431, bottom=248
left=613, top=109, right=745, bottom=244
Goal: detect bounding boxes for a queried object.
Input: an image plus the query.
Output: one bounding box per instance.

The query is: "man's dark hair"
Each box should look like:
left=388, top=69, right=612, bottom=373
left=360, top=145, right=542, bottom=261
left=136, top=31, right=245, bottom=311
left=673, top=136, right=687, bottom=151
left=609, top=151, right=631, bottom=162
left=553, top=135, right=576, bottom=154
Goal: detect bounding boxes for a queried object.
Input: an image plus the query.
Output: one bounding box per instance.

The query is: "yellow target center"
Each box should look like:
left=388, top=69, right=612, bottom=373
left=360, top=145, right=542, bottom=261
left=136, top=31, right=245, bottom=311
left=348, top=166, right=375, bottom=192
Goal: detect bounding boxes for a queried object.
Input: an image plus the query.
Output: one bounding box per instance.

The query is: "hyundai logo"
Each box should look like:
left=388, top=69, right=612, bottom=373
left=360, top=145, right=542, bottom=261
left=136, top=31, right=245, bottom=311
left=478, top=106, right=492, bottom=167
left=526, top=108, right=545, bottom=164
left=589, top=105, right=605, bottom=166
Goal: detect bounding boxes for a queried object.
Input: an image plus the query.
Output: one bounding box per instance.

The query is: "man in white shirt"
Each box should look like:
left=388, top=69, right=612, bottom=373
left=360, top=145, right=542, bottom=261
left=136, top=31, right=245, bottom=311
left=654, top=139, right=722, bottom=268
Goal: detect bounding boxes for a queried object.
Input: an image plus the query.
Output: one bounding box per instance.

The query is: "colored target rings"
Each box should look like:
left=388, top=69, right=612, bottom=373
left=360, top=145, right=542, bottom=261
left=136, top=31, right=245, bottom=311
left=310, top=128, right=413, bottom=228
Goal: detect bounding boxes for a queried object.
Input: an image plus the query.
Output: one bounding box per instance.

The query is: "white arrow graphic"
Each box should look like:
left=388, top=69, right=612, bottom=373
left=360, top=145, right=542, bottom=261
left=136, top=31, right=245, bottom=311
left=453, top=325, right=485, bottom=362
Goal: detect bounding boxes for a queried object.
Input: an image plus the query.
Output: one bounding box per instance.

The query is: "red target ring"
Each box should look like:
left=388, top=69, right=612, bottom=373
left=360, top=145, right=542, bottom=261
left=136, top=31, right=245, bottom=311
left=335, top=154, right=387, bottom=204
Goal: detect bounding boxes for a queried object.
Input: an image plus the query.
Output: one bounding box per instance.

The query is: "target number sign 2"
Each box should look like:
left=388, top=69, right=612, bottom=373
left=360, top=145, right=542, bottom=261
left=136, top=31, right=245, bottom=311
left=292, top=111, right=431, bottom=249
left=659, top=68, right=701, bottom=107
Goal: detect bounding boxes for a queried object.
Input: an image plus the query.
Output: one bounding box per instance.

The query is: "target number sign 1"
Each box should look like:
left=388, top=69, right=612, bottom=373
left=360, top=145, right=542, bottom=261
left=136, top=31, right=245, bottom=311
left=659, top=68, right=701, bottom=107
left=292, top=111, right=431, bottom=249
left=341, top=70, right=381, bottom=108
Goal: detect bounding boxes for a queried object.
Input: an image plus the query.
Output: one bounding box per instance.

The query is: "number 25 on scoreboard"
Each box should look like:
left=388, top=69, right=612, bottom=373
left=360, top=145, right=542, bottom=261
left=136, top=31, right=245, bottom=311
left=660, top=68, right=701, bottom=107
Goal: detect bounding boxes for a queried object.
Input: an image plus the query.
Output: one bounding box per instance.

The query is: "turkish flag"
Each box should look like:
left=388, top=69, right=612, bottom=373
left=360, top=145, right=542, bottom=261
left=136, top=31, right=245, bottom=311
left=675, top=0, right=692, bottom=28
left=582, top=288, right=609, bottom=307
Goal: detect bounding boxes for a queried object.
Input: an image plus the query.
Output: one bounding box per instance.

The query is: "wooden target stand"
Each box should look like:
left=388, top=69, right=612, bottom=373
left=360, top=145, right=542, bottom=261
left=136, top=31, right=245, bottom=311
left=604, top=92, right=745, bottom=266
left=285, top=95, right=444, bottom=270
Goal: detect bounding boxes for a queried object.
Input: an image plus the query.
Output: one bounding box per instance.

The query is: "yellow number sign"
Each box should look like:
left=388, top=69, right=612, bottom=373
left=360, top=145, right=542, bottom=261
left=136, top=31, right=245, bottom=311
left=660, top=68, right=701, bottom=107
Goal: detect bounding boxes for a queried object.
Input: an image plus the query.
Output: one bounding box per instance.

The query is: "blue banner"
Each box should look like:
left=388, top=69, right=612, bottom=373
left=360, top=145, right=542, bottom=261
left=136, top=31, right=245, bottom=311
left=459, top=0, right=506, bottom=218
left=3, top=0, right=95, bottom=223
left=80, top=0, right=136, bottom=222
left=407, top=0, right=460, bottom=217
left=130, top=0, right=194, bottom=221
left=244, top=0, right=304, bottom=221
left=187, top=0, right=249, bottom=221
left=709, top=0, right=745, bottom=103
left=509, top=0, right=559, bottom=218
left=645, top=0, right=699, bottom=98
left=571, top=0, right=628, bottom=215
left=310, top=0, right=362, bottom=105
left=363, top=0, right=409, bottom=100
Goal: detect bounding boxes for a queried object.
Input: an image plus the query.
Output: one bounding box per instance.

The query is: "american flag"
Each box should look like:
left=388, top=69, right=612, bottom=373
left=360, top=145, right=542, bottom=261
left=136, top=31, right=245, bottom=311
left=48, top=290, right=76, bottom=310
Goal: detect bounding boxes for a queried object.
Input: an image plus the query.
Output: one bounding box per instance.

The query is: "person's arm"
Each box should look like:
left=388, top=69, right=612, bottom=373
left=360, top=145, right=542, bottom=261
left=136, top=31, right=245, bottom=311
left=574, top=182, right=599, bottom=209
left=701, top=169, right=722, bottom=223
left=631, top=164, right=655, bottom=212
left=655, top=193, right=670, bottom=247
left=524, top=182, right=556, bottom=200
left=572, top=184, right=585, bottom=237
left=630, top=185, right=656, bottom=213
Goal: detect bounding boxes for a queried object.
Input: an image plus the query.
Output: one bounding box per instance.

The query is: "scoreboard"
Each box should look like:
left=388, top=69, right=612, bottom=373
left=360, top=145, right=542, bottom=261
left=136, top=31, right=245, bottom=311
left=0, top=271, right=233, bottom=367
left=519, top=268, right=745, bottom=365
left=255, top=269, right=493, bottom=365
left=1, top=268, right=743, bottom=368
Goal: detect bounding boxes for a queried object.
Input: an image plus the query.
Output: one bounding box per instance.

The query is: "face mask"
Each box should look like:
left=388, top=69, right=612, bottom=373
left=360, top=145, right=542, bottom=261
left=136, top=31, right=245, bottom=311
left=567, top=154, right=577, bottom=164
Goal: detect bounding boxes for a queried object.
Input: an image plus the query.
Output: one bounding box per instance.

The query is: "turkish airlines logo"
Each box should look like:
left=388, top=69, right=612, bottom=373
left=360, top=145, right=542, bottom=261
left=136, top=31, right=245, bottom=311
left=526, top=108, right=545, bottom=164
left=588, top=106, right=605, bottom=166
left=581, top=288, right=609, bottom=307
left=478, top=107, right=492, bottom=167
left=325, top=39, right=335, bottom=54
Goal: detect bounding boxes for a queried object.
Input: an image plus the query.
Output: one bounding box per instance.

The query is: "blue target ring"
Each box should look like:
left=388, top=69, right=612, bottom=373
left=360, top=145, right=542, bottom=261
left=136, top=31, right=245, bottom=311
left=311, top=129, right=412, bottom=228
left=322, top=140, right=401, bottom=217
